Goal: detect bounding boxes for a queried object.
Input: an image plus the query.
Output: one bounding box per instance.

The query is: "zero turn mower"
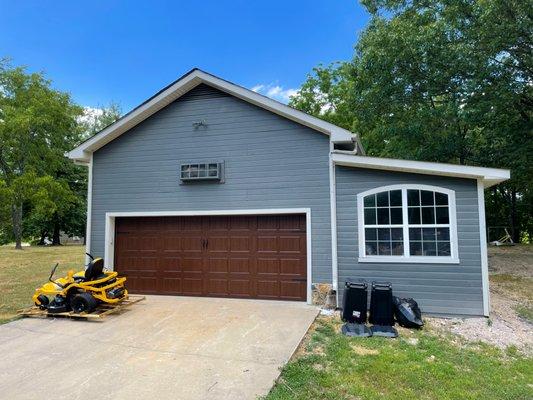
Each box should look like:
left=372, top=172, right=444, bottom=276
left=32, top=253, right=128, bottom=314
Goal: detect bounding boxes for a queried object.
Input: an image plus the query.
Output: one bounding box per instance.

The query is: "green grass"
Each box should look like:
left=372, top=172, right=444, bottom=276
left=515, top=305, right=533, bottom=324
left=264, top=318, right=533, bottom=400
left=0, top=245, right=85, bottom=323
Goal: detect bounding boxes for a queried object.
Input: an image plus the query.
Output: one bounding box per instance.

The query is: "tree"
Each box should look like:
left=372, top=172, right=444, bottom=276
left=0, top=59, right=83, bottom=248
left=290, top=0, right=532, bottom=242
left=23, top=103, right=122, bottom=246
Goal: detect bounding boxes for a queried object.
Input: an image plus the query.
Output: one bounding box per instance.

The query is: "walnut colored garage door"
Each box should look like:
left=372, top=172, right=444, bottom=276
left=114, top=214, right=307, bottom=301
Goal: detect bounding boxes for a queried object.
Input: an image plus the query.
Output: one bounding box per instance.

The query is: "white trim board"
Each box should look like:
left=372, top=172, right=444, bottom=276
left=84, top=153, right=93, bottom=265
left=332, top=153, right=510, bottom=188
left=104, top=208, right=314, bottom=304
left=477, top=180, right=490, bottom=316
left=68, top=69, right=361, bottom=163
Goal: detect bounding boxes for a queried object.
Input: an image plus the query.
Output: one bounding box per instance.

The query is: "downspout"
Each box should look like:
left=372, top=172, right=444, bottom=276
left=329, top=141, right=339, bottom=302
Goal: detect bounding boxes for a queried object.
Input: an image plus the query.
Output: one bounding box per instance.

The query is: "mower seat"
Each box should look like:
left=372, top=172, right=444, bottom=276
left=84, top=258, right=105, bottom=281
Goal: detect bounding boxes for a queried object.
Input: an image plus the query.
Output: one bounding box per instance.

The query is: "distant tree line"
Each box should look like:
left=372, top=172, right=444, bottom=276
left=290, top=0, right=532, bottom=242
left=0, top=58, right=121, bottom=248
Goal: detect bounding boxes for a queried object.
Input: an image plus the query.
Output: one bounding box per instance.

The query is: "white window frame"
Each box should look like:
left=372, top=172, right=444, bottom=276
left=357, top=184, right=459, bottom=264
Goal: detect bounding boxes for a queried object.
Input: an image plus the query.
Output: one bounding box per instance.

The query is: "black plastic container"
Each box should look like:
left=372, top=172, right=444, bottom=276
left=369, top=282, right=395, bottom=326
left=342, top=279, right=368, bottom=323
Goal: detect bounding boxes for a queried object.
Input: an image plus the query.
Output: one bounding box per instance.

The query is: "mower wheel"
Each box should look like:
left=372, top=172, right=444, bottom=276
left=70, top=292, right=98, bottom=313
left=35, top=295, right=49, bottom=310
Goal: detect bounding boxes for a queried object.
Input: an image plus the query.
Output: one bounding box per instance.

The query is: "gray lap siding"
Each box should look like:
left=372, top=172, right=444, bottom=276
left=90, top=85, right=333, bottom=283
left=335, top=166, right=484, bottom=316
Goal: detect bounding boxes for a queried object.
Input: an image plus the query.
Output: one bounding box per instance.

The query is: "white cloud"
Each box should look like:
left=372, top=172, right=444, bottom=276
left=250, top=83, right=299, bottom=104
left=77, top=106, right=104, bottom=125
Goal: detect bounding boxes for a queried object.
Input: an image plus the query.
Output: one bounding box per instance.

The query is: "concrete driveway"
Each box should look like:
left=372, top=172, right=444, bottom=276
left=0, top=296, right=318, bottom=400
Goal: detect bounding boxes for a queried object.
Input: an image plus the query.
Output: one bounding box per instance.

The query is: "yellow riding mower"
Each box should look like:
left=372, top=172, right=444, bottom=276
left=32, top=253, right=128, bottom=314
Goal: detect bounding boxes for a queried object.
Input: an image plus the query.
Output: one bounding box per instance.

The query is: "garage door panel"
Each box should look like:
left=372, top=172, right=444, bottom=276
left=114, top=214, right=306, bottom=301
left=207, top=237, right=229, bottom=252
left=181, top=257, right=203, bottom=272
left=280, top=258, right=304, bottom=275
left=180, top=237, right=202, bottom=252
left=230, top=236, right=251, bottom=252
left=208, top=258, right=228, bottom=273
left=229, top=280, right=251, bottom=297
left=207, top=279, right=228, bottom=296
left=257, top=280, right=279, bottom=298
left=257, top=236, right=277, bottom=252
left=182, top=278, right=203, bottom=295
left=228, top=258, right=250, bottom=273
left=278, top=236, right=302, bottom=252
left=257, top=258, right=279, bottom=275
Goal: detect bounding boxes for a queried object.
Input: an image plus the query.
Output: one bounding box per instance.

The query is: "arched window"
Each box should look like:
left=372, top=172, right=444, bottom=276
left=357, top=185, right=459, bottom=263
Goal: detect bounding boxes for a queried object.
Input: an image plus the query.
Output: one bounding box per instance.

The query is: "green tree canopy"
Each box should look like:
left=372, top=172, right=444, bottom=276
left=0, top=59, right=83, bottom=248
left=291, top=0, right=532, bottom=241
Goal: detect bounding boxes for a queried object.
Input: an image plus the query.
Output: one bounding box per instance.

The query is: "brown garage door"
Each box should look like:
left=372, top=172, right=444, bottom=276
left=114, top=214, right=307, bottom=301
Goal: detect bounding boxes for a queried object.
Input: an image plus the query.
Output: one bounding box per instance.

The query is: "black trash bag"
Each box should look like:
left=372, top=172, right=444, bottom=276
left=393, top=296, right=424, bottom=328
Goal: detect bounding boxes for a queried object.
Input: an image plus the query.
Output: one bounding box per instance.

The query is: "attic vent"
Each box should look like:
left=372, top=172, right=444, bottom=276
left=180, top=162, right=222, bottom=182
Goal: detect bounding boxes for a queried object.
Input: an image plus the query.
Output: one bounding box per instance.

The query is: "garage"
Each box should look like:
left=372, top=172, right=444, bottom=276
left=113, top=214, right=307, bottom=301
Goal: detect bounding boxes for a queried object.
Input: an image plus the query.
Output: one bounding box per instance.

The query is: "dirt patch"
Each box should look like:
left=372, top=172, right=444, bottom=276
left=350, top=344, right=379, bottom=356
left=429, top=245, right=533, bottom=355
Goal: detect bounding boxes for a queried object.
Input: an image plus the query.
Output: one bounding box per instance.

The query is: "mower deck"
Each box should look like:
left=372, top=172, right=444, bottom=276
left=18, top=295, right=145, bottom=321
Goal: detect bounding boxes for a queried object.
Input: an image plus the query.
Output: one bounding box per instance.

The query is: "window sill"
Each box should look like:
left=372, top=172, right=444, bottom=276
left=358, top=256, right=460, bottom=264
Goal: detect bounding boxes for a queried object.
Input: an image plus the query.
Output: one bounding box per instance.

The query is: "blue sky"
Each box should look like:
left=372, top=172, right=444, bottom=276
left=0, top=1, right=369, bottom=111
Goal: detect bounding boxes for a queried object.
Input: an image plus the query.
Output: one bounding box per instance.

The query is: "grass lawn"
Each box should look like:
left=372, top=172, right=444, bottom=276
left=1, top=244, right=531, bottom=398
left=265, top=318, right=532, bottom=400
left=0, top=245, right=85, bottom=323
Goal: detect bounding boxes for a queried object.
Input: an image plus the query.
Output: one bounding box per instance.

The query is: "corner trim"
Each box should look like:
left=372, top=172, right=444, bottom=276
left=104, top=208, right=313, bottom=304
left=84, top=153, right=93, bottom=265
left=477, top=180, right=490, bottom=316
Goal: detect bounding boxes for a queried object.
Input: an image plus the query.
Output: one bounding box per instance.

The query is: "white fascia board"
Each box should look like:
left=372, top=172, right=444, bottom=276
left=68, top=69, right=357, bottom=162
left=332, top=153, right=510, bottom=187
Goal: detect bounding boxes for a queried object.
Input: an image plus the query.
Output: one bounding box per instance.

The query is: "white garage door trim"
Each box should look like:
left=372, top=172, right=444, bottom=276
left=104, top=208, right=313, bottom=304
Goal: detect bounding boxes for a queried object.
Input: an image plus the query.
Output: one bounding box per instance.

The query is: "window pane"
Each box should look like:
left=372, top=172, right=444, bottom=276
left=408, top=190, right=420, bottom=206
left=392, top=241, right=404, bottom=255
left=437, top=242, right=451, bottom=256
left=208, top=168, right=218, bottom=177
left=410, top=241, right=422, bottom=255
left=364, top=194, right=376, bottom=207
left=198, top=164, right=207, bottom=177
left=377, top=208, right=389, bottom=224
left=378, top=241, right=391, bottom=255
left=422, top=207, right=435, bottom=224
left=408, top=207, right=421, bottom=224
left=365, top=241, right=377, bottom=255
left=364, top=208, right=376, bottom=225
left=365, top=228, right=377, bottom=241
left=423, top=228, right=436, bottom=241
left=390, top=190, right=402, bottom=206
left=436, top=228, right=450, bottom=241
left=436, top=207, right=449, bottom=224
left=423, top=241, right=437, bottom=256
left=377, top=191, right=389, bottom=207
left=390, top=208, right=403, bottom=224
left=378, top=228, right=391, bottom=241
left=421, top=190, right=434, bottom=206
left=190, top=165, right=199, bottom=177
left=409, top=228, right=422, bottom=240
left=435, top=192, right=448, bottom=205
left=391, top=228, right=403, bottom=240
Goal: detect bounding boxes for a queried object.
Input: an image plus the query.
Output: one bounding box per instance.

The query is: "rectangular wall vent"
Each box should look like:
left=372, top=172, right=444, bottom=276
left=180, top=162, right=222, bottom=182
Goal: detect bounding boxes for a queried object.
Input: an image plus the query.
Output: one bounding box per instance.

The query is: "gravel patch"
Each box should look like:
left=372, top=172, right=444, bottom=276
left=428, top=245, right=533, bottom=355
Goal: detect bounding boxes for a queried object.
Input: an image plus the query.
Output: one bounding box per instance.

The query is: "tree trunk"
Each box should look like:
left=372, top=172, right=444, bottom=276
left=38, top=230, right=48, bottom=246
left=510, top=189, right=520, bottom=243
left=11, top=203, right=23, bottom=250
left=52, top=222, right=61, bottom=246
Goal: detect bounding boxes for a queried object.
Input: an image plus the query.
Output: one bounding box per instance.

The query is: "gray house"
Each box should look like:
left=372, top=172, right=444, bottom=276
left=68, top=69, right=509, bottom=317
